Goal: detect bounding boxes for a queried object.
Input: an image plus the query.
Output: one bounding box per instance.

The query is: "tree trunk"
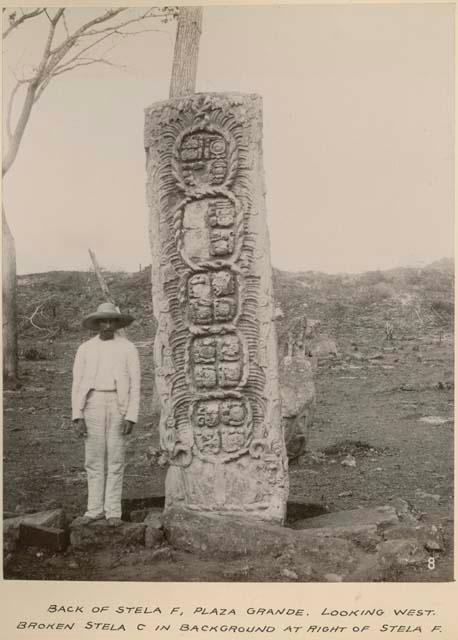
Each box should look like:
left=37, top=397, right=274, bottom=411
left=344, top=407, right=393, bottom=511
left=169, top=7, right=203, bottom=98
left=2, top=207, right=18, bottom=384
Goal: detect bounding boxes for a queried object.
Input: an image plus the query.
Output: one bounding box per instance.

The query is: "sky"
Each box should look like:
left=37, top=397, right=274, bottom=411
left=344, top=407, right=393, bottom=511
left=2, top=4, right=455, bottom=275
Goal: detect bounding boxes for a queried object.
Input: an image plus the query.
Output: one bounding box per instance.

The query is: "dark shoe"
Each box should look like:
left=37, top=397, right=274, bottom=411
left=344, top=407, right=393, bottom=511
left=71, top=513, right=104, bottom=527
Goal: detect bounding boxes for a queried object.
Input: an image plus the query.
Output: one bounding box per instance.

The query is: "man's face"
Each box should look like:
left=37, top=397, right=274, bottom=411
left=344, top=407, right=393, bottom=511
left=97, top=318, right=120, bottom=340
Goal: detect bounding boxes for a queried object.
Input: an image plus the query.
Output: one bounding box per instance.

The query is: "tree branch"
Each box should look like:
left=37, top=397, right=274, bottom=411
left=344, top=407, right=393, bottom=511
left=53, top=57, right=125, bottom=77
left=51, top=30, right=120, bottom=75
left=21, top=296, right=56, bottom=332
left=6, top=80, right=23, bottom=142
left=2, top=6, right=178, bottom=176
left=80, top=8, right=167, bottom=37
left=3, top=8, right=45, bottom=39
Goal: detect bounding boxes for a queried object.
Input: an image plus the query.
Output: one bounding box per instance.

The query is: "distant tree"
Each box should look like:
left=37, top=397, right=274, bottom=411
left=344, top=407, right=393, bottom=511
left=430, top=299, right=454, bottom=343
left=2, top=7, right=177, bottom=383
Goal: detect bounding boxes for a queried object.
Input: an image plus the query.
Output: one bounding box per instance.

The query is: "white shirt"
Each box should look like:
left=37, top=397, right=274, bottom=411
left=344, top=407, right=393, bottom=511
left=72, top=334, right=141, bottom=422
left=94, top=337, right=119, bottom=390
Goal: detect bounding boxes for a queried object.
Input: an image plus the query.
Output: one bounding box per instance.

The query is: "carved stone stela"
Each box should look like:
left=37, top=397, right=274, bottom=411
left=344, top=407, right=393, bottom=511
left=145, top=93, right=288, bottom=523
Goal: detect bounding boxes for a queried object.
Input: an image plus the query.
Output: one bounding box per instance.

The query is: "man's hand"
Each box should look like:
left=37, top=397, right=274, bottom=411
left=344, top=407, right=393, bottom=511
left=74, top=418, right=87, bottom=438
left=123, top=420, right=135, bottom=435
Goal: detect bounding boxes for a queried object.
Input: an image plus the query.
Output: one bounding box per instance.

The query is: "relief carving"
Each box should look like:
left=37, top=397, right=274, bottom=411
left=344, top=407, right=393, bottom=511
left=191, top=397, right=253, bottom=462
left=145, top=93, right=288, bottom=522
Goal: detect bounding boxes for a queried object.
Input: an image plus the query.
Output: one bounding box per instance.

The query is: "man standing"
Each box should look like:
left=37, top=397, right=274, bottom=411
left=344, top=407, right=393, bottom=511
left=71, top=302, right=141, bottom=527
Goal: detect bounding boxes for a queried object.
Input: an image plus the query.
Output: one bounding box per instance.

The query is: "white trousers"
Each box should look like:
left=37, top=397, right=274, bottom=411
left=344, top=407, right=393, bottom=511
left=83, top=391, right=125, bottom=519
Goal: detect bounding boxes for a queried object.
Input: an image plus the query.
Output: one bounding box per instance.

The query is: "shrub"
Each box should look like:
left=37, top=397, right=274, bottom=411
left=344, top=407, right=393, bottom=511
left=22, top=347, right=47, bottom=361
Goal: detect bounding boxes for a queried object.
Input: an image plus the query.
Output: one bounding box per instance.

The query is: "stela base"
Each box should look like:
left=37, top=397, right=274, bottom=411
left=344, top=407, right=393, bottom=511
left=5, top=499, right=444, bottom=581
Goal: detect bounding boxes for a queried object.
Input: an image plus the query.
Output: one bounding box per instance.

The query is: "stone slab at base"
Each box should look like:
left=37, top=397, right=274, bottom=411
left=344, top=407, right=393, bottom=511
left=70, top=520, right=146, bottom=551
left=19, top=524, right=68, bottom=552
left=162, top=506, right=363, bottom=577
left=162, top=504, right=436, bottom=581
left=291, top=506, right=399, bottom=530
left=4, top=508, right=66, bottom=553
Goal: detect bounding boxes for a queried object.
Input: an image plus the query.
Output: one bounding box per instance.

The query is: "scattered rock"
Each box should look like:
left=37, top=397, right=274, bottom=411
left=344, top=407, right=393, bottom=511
left=338, top=491, right=353, bottom=498
left=341, top=454, right=356, bottom=468
left=383, top=524, right=444, bottom=552
left=399, top=383, right=422, bottom=392
left=389, top=498, right=419, bottom=526
left=415, top=489, right=441, bottom=503
left=376, top=539, right=428, bottom=568
left=425, top=539, right=444, bottom=552
left=223, top=565, right=251, bottom=579
left=437, top=380, right=453, bottom=391
left=369, top=353, right=384, bottom=360
left=150, top=546, right=173, bottom=562
left=281, top=568, right=298, bottom=580
left=349, top=538, right=428, bottom=582
left=144, top=508, right=165, bottom=550
left=145, top=528, right=164, bottom=549
left=418, top=416, right=451, bottom=425
left=324, top=573, right=343, bottom=582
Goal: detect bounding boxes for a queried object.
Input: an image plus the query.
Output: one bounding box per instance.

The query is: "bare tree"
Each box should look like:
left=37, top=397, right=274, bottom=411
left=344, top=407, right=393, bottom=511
left=2, top=206, right=17, bottom=381
left=169, top=6, right=203, bottom=98
left=2, top=7, right=177, bottom=383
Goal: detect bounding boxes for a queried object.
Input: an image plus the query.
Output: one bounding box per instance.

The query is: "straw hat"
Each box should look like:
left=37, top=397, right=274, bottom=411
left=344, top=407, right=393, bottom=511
left=82, top=302, right=134, bottom=330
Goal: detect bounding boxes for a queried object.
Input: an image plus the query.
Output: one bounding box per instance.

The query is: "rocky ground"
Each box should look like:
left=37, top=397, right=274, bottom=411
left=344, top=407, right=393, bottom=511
left=3, top=263, right=454, bottom=581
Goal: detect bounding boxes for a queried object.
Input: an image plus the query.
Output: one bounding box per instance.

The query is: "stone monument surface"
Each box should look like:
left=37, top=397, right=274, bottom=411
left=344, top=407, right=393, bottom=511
left=145, top=93, right=288, bottom=523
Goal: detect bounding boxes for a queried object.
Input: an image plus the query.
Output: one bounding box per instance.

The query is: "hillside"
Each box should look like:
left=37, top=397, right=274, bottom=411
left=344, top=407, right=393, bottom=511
left=16, top=261, right=454, bottom=354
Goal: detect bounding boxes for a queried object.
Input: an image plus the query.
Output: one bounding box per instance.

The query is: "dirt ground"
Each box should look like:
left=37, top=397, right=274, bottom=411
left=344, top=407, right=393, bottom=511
left=3, top=328, right=454, bottom=582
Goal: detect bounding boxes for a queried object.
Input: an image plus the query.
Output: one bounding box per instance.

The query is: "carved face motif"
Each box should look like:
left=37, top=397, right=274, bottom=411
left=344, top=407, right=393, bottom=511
left=220, top=428, right=246, bottom=453
left=195, top=428, right=221, bottom=454
left=187, top=272, right=237, bottom=327
left=208, top=199, right=235, bottom=228
left=192, top=337, right=216, bottom=363
left=188, top=273, right=211, bottom=301
left=220, top=400, right=246, bottom=426
left=217, top=361, right=242, bottom=387
left=218, top=335, right=241, bottom=360
left=190, top=334, right=244, bottom=391
left=190, top=301, right=213, bottom=324
left=194, top=365, right=217, bottom=388
left=210, top=229, right=235, bottom=256
left=214, top=299, right=236, bottom=322
left=191, top=398, right=252, bottom=460
left=212, top=271, right=235, bottom=297
left=196, top=401, right=220, bottom=428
